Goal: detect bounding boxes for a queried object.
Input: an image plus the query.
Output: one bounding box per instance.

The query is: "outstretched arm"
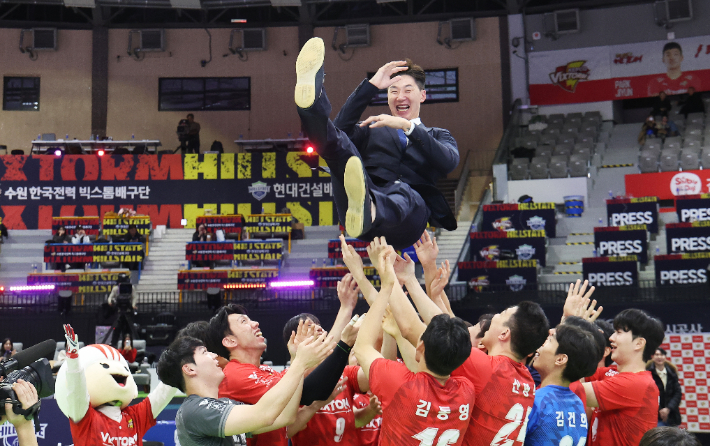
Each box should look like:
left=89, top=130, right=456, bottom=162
left=61, top=324, right=90, bottom=423
left=340, top=235, right=378, bottom=304
left=414, top=231, right=439, bottom=295
left=148, top=382, right=179, bottom=419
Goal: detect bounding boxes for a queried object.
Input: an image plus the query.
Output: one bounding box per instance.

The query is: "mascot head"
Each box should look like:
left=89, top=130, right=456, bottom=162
left=56, top=344, right=138, bottom=411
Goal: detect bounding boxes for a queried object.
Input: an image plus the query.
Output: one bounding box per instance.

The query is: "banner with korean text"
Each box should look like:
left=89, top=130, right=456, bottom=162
left=43, top=243, right=144, bottom=264
left=529, top=35, right=710, bottom=104
left=27, top=271, right=129, bottom=292
left=177, top=269, right=279, bottom=290
left=0, top=153, right=337, bottom=230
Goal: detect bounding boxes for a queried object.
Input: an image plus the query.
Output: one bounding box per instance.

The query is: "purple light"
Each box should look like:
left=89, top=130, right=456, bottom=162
left=269, top=280, right=314, bottom=289
left=54, top=149, right=62, bottom=157
left=10, top=284, right=56, bottom=292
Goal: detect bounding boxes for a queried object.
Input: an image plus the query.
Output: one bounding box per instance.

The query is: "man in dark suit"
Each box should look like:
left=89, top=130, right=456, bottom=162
left=294, top=37, right=459, bottom=249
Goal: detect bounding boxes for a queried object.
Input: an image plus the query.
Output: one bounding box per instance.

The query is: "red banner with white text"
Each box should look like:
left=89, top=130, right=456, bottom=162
left=625, top=170, right=710, bottom=201
left=529, top=35, right=710, bottom=104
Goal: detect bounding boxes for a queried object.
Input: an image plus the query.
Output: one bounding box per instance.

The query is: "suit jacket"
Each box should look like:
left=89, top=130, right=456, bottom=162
left=648, top=362, right=682, bottom=426
left=333, top=79, right=459, bottom=230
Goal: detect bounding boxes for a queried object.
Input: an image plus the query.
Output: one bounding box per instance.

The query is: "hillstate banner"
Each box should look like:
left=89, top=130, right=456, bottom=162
left=529, top=34, right=710, bottom=105
left=0, top=153, right=337, bottom=230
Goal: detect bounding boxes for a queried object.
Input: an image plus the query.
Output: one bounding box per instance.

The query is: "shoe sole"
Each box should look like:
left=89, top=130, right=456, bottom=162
left=344, top=157, right=366, bottom=238
left=295, top=38, right=325, bottom=109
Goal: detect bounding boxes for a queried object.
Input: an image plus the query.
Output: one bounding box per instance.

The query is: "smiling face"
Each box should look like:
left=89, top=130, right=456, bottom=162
left=609, top=328, right=641, bottom=365
left=226, top=313, right=266, bottom=353
left=532, top=330, right=562, bottom=379
left=186, top=345, right=225, bottom=386
left=387, top=74, right=426, bottom=121
left=653, top=349, right=666, bottom=367
left=85, top=359, right=137, bottom=409
left=3, top=340, right=11, bottom=351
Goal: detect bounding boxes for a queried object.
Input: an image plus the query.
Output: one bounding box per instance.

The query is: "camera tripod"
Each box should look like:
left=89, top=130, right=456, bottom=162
left=101, top=306, right=136, bottom=347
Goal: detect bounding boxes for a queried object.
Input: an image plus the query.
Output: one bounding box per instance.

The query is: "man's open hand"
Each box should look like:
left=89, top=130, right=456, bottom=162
left=393, top=253, right=416, bottom=285
left=340, top=235, right=365, bottom=276
left=369, top=61, right=409, bottom=90
left=360, top=114, right=410, bottom=131
left=414, top=231, right=439, bottom=266
left=337, top=274, right=360, bottom=310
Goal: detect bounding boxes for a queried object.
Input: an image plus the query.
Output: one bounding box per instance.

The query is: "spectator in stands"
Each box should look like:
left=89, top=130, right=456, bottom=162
left=651, top=91, right=672, bottom=117
left=193, top=224, right=209, bottom=242
left=121, top=224, right=145, bottom=243
left=119, top=333, right=138, bottom=364
left=185, top=113, right=201, bottom=154
left=0, top=220, right=8, bottom=241
left=679, top=87, right=706, bottom=118
left=638, top=116, right=658, bottom=145
left=2, top=337, right=17, bottom=361
left=53, top=226, right=71, bottom=243
left=656, top=116, right=680, bottom=141
left=640, top=426, right=700, bottom=446
left=647, top=347, right=682, bottom=426
left=72, top=226, right=91, bottom=244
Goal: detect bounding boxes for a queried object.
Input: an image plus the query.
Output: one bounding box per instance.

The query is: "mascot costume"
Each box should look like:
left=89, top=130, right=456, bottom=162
left=55, top=324, right=177, bottom=445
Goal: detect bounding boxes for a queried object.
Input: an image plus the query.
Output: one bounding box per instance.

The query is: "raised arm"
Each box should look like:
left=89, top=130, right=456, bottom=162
left=224, top=332, right=334, bottom=436
left=395, top=252, right=445, bottom=325
left=330, top=274, right=360, bottom=345
left=353, top=250, right=396, bottom=379
left=382, top=307, right=417, bottom=372
left=340, top=235, right=378, bottom=304
left=61, top=324, right=90, bottom=423
left=414, top=231, right=439, bottom=295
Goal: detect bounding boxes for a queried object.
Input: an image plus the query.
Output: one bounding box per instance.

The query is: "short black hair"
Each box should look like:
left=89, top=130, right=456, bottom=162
left=555, top=324, right=600, bottom=383
left=506, top=302, right=550, bottom=360
left=157, top=336, right=203, bottom=393
left=640, top=426, right=700, bottom=446
left=476, top=313, right=494, bottom=340
left=563, top=316, right=605, bottom=367
left=128, top=224, right=137, bottom=230
left=656, top=347, right=667, bottom=356
left=208, top=304, right=248, bottom=359
left=187, top=113, right=195, bottom=119
left=420, top=314, right=472, bottom=376
left=594, top=319, right=615, bottom=367
left=390, top=59, right=426, bottom=90
left=282, top=313, right=321, bottom=346
left=613, top=309, right=665, bottom=362
left=662, top=42, right=682, bottom=55
left=177, top=321, right=212, bottom=344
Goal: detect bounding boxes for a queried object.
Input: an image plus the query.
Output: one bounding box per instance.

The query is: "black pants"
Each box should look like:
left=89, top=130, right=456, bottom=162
left=111, top=312, right=136, bottom=347
left=186, top=136, right=200, bottom=154
left=296, top=89, right=429, bottom=249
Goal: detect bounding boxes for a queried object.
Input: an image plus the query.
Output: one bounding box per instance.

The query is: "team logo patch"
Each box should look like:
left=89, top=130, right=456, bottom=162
left=526, top=216, right=546, bottom=230
left=506, top=275, right=527, bottom=292
left=549, top=61, right=590, bottom=93
left=515, top=244, right=536, bottom=260
left=480, top=245, right=500, bottom=261
left=248, top=181, right=271, bottom=201
left=492, top=217, right=514, bottom=232
left=468, top=276, right=489, bottom=292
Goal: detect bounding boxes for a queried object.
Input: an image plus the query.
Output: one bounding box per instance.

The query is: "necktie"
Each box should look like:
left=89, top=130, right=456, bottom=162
left=397, top=129, right=408, bottom=149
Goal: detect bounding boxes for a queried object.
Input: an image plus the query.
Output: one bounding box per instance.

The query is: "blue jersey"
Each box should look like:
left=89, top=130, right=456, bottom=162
left=524, top=385, right=588, bottom=446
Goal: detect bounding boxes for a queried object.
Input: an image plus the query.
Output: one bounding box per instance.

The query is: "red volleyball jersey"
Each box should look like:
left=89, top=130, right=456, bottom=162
left=353, top=393, right=382, bottom=446
left=219, top=360, right=288, bottom=446
left=451, top=348, right=536, bottom=446
left=369, top=358, right=475, bottom=446
left=588, top=366, right=659, bottom=446
left=69, top=398, right=156, bottom=446
left=292, top=366, right=362, bottom=446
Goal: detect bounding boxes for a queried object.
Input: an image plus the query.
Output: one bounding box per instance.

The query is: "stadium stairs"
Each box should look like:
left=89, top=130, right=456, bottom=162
left=137, top=228, right=193, bottom=292
left=0, top=230, right=50, bottom=287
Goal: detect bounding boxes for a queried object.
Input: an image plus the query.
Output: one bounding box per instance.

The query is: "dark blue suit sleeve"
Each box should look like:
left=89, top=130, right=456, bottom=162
left=333, top=79, right=380, bottom=148
left=408, top=124, right=459, bottom=175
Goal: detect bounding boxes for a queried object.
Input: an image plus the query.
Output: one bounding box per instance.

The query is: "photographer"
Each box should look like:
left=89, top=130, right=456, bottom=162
left=107, top=275, right=137, bottom=347
left=0, top=379, right=40, bottom=446
left=185, top=113, right=200, bottom=154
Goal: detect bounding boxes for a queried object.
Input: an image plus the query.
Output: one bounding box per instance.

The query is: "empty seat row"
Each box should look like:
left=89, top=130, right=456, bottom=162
left=509, top=156, right=589, bottom=180
left=516, top=133, right=598, bottom=149
left=642, top=135, right=706, bottom=152
left=639, top=148, right=710, bottom=173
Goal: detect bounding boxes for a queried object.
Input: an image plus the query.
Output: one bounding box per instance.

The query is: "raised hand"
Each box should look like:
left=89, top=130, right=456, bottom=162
left=378, top=250, right=397, bottom=288
left=368, top=394, right=382, bottom=415
left=287, top=319, right=318, bottom=358
left=562, top=280, right=596, bottom=321
left=368, top=61, right=409, bottom=90
left=393, top=253, right=416, bottom=284
left=337, top=274, right=360, bottom=311
left=340, top=235, right=365, bottom=276
left=64, top=324, right=80, bottom=359
left=414, top=231, right=439, bottom=266
left=294, top=331, right=335, bottom=370
left=429, top=260, right=450, bottom=297
left=367, top=237, right=391, bottom=272
left=341, top=314, right=365, bottom=346
left=381, top=308, right=401, bottom=338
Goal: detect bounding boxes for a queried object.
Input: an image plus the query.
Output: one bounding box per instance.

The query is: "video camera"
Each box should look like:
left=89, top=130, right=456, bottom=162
left=177, top=119, right=190, bottom=142
left=115, top=274, right=134, bottom=312
left=0, top=339, right=56, bottom=418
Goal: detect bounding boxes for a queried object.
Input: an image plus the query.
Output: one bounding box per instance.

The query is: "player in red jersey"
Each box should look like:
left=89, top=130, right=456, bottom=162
left=581, top=308, right=665, bottom=446
left=205, top=278, right=361, bottom=446
left=353, top=392, right=383, bottom=446
left=647, top=42, right=701, bottom=96
left=352, top=247, right=475, bottom=446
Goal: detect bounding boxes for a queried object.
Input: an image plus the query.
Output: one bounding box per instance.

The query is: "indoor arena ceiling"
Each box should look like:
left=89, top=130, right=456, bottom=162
left=0, top=0, right=659, bottom=28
